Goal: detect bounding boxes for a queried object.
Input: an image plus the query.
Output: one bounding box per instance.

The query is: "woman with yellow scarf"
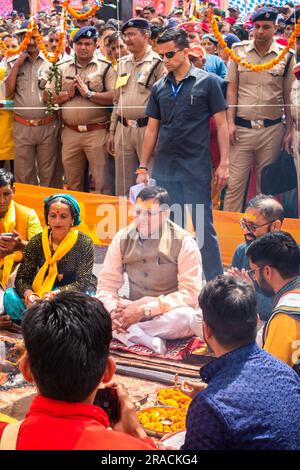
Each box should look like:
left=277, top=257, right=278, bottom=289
left=4, top=194, right=97, bottom=322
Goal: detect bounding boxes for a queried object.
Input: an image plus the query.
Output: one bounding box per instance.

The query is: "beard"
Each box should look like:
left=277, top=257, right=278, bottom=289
left=203, top=328, right=214, bottom=354
left=257, top=271, right=275, bottom=297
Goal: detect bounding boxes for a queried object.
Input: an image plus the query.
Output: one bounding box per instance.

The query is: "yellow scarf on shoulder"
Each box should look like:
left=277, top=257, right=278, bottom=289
left=0, top=201, right=16, bottom=289
left=32, top=226, right=79, bottom=298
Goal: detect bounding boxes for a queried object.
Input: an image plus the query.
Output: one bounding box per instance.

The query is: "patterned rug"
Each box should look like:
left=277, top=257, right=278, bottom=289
left=110, top=336, right=206, bottom=361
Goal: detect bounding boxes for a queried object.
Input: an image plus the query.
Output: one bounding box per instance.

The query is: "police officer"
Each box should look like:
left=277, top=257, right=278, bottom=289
left=291, top=61, right=300, bottom=217
left=46, top=26, right=116, bottom=193
left=224, top=7, right=295, bottom=212
left=5, top=21, right=59, bottom=187
left=108, top=18, right=165, bottom=196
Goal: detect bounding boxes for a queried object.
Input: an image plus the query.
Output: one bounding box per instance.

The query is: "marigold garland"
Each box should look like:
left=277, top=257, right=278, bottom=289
left=0, top=1, right=104, bottom=61
left=62, top=0, right=102, bottom=20
left=32, top=22, right=66, bottom=63
left=207, top=9, right=300, bottom=72
left=0, top=26, right=33, bottom=58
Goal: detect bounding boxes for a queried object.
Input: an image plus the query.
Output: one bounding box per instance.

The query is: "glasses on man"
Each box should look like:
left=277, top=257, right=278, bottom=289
left=240, top=218, right=277, bottom=232
left=246, top=267, right=263, bottom=280
left=159, top=49, right=183, bottom=59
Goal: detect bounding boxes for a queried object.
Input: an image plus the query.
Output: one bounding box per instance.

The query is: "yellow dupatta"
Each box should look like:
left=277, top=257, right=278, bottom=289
left=32, top=226, right=79, bottom=298
left=0, top=201, right=16, bottom=289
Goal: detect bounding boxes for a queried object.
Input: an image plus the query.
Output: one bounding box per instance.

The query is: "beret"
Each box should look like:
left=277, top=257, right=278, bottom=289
left=252, top=7, right=278, bottom=23
left=122, top=18, right=151, bottom=34
left=73, top=26, right=98, bottom=42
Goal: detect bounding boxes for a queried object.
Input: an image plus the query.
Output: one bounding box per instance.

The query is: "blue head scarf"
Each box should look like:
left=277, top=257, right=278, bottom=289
left=44, top=194, right=81, bottom=226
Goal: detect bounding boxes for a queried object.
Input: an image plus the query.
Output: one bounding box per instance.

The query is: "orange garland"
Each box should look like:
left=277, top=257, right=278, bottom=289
left=62, top=0, right=102, bottom=20
left=32, top=22, right=66, bottom=63
left=207, top=9, right=300, bottom=72
left=0, top=26, right=33, bottom=58
left=0, top=1, right=104, bottom=62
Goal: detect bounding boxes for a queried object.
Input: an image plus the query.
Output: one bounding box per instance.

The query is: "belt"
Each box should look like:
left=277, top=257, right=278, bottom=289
left=63, top=122, right=108, bottom=132
left=235, top=116, right=282, bottom=129
left=117, top=116, right=148, bottom=128
left=14, top=114, right=57, bottom=127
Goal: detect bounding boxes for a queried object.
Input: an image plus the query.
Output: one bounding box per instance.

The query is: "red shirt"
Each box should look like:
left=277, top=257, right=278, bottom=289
left=0, top=395, right=155, bottom=450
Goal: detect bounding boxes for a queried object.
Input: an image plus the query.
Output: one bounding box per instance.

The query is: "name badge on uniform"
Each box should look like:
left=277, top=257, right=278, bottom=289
left=115, top=73, right=130, bottom=89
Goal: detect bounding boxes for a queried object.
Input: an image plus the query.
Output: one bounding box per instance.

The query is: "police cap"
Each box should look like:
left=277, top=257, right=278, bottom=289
left=73, top=26, right=98, bottom=42
left=252, top=7, right=278, bottom=23
left=121, top=18, right=151, bottom=34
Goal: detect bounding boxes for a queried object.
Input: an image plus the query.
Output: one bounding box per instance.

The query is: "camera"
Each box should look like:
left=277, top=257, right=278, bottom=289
left=93, top=387, right=120, bottom=423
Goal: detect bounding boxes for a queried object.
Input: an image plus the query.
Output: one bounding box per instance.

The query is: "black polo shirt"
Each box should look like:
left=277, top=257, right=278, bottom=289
left=146, top=65, right=228, bottom=182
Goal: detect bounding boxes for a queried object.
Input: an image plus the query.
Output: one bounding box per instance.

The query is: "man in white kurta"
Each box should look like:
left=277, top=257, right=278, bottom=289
left=97, top=187, right=203, bottom=354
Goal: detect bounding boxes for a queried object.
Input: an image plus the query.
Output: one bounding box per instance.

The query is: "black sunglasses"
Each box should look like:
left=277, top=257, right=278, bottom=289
left=159, top=49, right=183, bottom=59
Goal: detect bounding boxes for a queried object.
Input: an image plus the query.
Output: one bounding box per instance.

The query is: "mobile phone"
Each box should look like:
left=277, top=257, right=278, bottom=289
left=94, top=387, right=120, bottom=423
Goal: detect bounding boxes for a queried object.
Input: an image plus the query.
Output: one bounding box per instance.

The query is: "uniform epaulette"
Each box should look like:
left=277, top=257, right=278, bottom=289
left=117, top=54, right=130, bottom=63
left=151, top=51, right=163, bottom=61
left=56, top=56, right=73, bottom=66
left=231, top=40, right=251, bottom=50
left=99, top=57, right=112, bottom=66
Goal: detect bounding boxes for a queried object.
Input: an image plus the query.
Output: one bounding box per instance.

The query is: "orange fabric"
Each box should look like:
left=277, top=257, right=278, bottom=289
left=14, top=184, right=300, bottom=266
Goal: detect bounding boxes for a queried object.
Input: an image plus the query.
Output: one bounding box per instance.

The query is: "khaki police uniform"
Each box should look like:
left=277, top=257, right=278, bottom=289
left=53, top=54, right=116, bottom=193
left=291, top=78, right=300, bottom=216
left=224, top=40, right=295, bottom=212
left=110, top=47, right=165, bottom=195
left=8, top=53, right=59, bottom=186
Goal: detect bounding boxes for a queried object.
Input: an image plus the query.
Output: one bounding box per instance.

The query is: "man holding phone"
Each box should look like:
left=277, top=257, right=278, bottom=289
left=0, top=292, right=156, bottom=450
left=0, top=169, right=42, bottom=330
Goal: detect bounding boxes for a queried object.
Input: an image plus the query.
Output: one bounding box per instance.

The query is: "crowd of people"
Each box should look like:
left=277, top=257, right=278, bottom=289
left=0, top=0, right=300, bottom=451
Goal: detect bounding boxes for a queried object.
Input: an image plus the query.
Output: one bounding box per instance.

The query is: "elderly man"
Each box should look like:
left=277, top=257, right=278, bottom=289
left=97, top=186, right=202, bottom=354
left=228, top=194, right=284, bottom=322
left=0, top=169, right=42, bottom=330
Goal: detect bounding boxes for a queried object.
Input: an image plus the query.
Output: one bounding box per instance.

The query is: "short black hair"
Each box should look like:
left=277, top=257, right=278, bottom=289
left=247, top=194, right=284, bottom=223
left=137, top=186, right=170, bottom=207
left=143, top=6, right=155, bottom=14
left=157, top=28, right=189, bottom=49
left=0, top=169, right=14, bottom=188
left=150, top=24, right=164, bottom=40
left=199, top=276, right=257, bottom=348
left=22, top=292, right=112, bottom=402
left=99, top=24, right=117, bottom=37
left=246, top=231, right=300, bottom=279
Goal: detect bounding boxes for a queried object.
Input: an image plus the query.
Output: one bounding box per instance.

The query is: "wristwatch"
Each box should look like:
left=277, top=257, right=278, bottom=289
left=143, top=306, right=152, bottom=319
left=86, top=90, right=94, bottom=99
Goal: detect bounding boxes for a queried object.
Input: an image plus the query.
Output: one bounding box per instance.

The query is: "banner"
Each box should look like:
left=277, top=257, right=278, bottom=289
left=0, top=0, right=12, bottom=15
left=133, top=0, right=176, bottom=16
left=29, top=0, right=95, bottom=14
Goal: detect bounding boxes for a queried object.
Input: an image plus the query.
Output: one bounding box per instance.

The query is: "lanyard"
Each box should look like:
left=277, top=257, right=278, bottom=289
left=171, top=82, right=183, bottom=98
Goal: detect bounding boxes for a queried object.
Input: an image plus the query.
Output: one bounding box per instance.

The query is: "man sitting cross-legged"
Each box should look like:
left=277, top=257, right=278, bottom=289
left=97, top=186, right=203, bottom=354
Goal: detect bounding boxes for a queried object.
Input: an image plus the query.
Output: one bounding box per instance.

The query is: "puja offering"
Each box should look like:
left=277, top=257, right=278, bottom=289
left=157, top=387, right=191, bottom=410
left=137, top=406, right=186, bottom=437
